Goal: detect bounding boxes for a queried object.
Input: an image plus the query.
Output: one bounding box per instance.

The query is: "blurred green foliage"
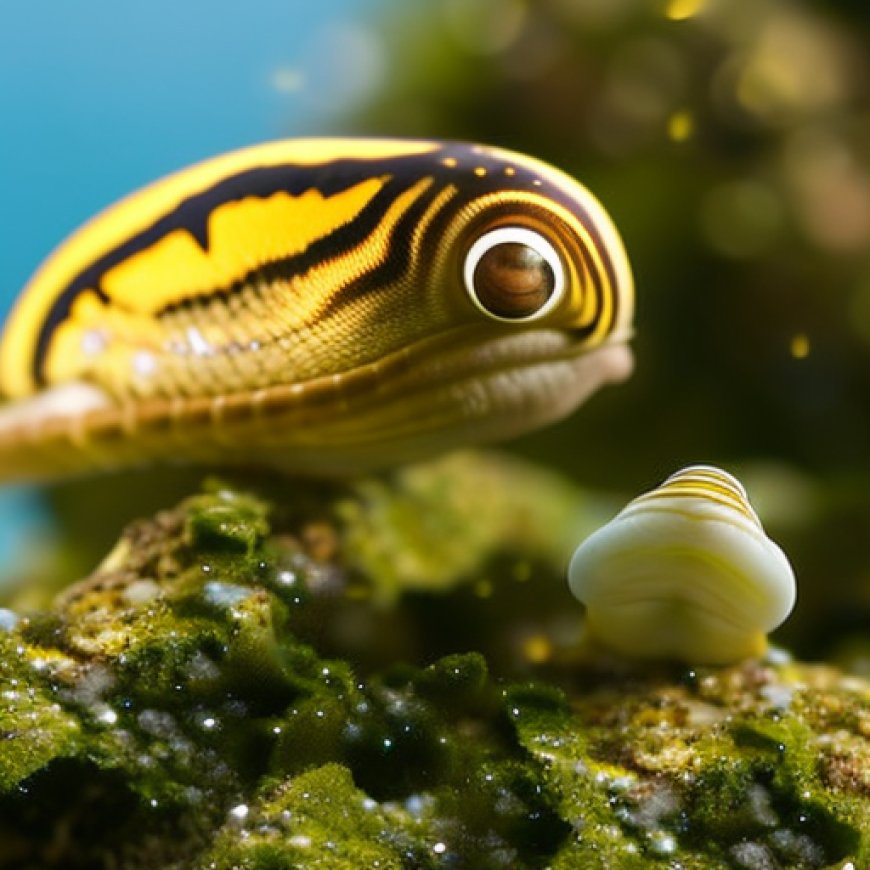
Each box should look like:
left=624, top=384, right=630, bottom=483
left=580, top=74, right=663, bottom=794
left=341, top=0, right=870, bottom=660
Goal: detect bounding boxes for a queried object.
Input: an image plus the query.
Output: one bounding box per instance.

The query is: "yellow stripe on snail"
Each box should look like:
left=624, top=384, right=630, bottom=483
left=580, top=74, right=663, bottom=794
left=568, top=465, right=796, bottom=665
left=0, top=138, right=634, bottom=482
left=1, top=139, right=441, bottom=398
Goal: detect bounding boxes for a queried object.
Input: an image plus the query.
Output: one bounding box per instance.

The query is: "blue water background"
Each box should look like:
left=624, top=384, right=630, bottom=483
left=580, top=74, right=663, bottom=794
left=0, top=0, right=379, bottom=570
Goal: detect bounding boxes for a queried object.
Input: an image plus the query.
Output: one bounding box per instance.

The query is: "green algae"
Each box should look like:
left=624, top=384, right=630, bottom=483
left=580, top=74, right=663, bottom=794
left=335, top=451, right=608, bottom=603
left=204, top=763, right=434, bottom=869
left=0, top=454, right=866, bottom=868
left=0, top=634, right=81, bottom=792
left=509, top=670, right=869, bottom=868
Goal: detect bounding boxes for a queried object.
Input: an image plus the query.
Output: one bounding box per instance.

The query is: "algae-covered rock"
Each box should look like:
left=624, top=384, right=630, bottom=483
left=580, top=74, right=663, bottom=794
left=0, top=453, right=867, bottom=868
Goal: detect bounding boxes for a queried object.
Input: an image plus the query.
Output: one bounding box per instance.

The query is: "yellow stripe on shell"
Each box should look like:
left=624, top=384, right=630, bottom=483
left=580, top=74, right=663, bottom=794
left=624, top=465, right=761, bottom=527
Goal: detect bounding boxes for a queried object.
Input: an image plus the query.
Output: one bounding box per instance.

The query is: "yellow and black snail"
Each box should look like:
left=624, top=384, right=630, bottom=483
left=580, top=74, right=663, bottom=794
left=0, top=138, right=633, bottom=481
left=0, top=140, right=798, bottom=662
left=568, top=465, right=797, bottom=665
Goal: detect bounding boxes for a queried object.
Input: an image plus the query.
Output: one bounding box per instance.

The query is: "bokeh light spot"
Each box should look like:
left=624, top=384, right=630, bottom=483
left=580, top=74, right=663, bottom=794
left=270, top=67, right=305, bottom=94
left=665, top=0, right=706, bottom=22
left=721, top=11, right=850, bottom=126
left=522, top=634, right=553, bottom=664
left=790, top=333, right=810, bottom=360
left=701, top=179, right=784, bottom=258
left=667, top=110, right=694, bottom=142
left=444, top=0, right=527, bottom=56
left=783, top=128, right=870, bottom=253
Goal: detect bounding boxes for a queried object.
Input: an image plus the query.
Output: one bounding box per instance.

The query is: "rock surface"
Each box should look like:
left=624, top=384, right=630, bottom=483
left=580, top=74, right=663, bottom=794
left=0, top=453, right=866, bottom=868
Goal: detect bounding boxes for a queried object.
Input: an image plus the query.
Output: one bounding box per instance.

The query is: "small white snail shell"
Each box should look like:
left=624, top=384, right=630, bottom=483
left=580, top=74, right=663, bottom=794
left=568, top=465, right=796, bottom=664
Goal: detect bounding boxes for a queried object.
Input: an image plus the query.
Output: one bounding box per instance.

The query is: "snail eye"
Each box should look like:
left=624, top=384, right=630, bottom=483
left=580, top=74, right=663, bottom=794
left=463, top=227, right=566, bottom=322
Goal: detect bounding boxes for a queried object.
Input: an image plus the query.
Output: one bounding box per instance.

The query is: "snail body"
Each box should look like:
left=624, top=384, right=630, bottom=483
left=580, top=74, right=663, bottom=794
left=0, top=139, right=633, bottom=482
left=568, top=465, right=796, bottom=664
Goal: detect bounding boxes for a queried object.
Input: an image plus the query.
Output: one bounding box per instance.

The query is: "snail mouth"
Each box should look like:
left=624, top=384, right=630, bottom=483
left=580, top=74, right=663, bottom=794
left=148, top=324, right=634, bottom=475
left=329, top=323, right=630, bottom=398
left=1, top=326, right=633, bottom=480
left=242, top=324, right=632, bottom=418
left=367, top=324, right=633, bottom=395
left=255, top=326, right=635, bottom=461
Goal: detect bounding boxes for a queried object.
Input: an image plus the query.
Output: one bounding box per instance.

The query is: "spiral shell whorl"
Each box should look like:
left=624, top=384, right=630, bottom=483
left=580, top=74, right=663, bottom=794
left=620, top=465, right=761, bottom=529
left=567, top=464, right=797, bottom=664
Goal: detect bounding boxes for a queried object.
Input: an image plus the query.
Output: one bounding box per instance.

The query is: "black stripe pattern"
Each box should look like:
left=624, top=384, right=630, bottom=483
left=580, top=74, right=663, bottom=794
left=32, top=143, right=617, bottom=384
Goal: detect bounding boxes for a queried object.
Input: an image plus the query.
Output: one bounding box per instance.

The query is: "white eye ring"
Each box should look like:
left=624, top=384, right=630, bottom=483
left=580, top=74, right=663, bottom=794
left=462, top=226, right=567, bottom=323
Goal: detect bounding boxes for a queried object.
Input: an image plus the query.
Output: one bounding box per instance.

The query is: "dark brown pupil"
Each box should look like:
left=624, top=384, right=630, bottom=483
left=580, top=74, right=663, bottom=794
left=472, top=242, right=556, bottom=319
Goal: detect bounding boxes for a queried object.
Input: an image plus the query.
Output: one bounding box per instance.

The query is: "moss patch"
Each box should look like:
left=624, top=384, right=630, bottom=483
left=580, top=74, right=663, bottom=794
left=0, top=455, right=866, bottom=868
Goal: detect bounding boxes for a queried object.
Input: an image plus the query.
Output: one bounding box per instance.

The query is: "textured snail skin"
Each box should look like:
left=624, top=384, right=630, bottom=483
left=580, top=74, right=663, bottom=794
left=0, top=139, right=633, bottom=482
left=567, top=465, right=797, bottom=665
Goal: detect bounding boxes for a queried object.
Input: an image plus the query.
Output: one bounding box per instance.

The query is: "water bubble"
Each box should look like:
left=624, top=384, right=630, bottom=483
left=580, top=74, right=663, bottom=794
left=276, top=569, right=297, bottom=587
left=289, top=835, right=312, bottom=849
left=97, top=708, right=119, bottom=726
left=229, top=804, right=249, bottom=822
left=121, top=579, right=161, bottom=606
left=648, top=831, right=677, bottom=855
left=203, top=581, right=251, bottom=609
